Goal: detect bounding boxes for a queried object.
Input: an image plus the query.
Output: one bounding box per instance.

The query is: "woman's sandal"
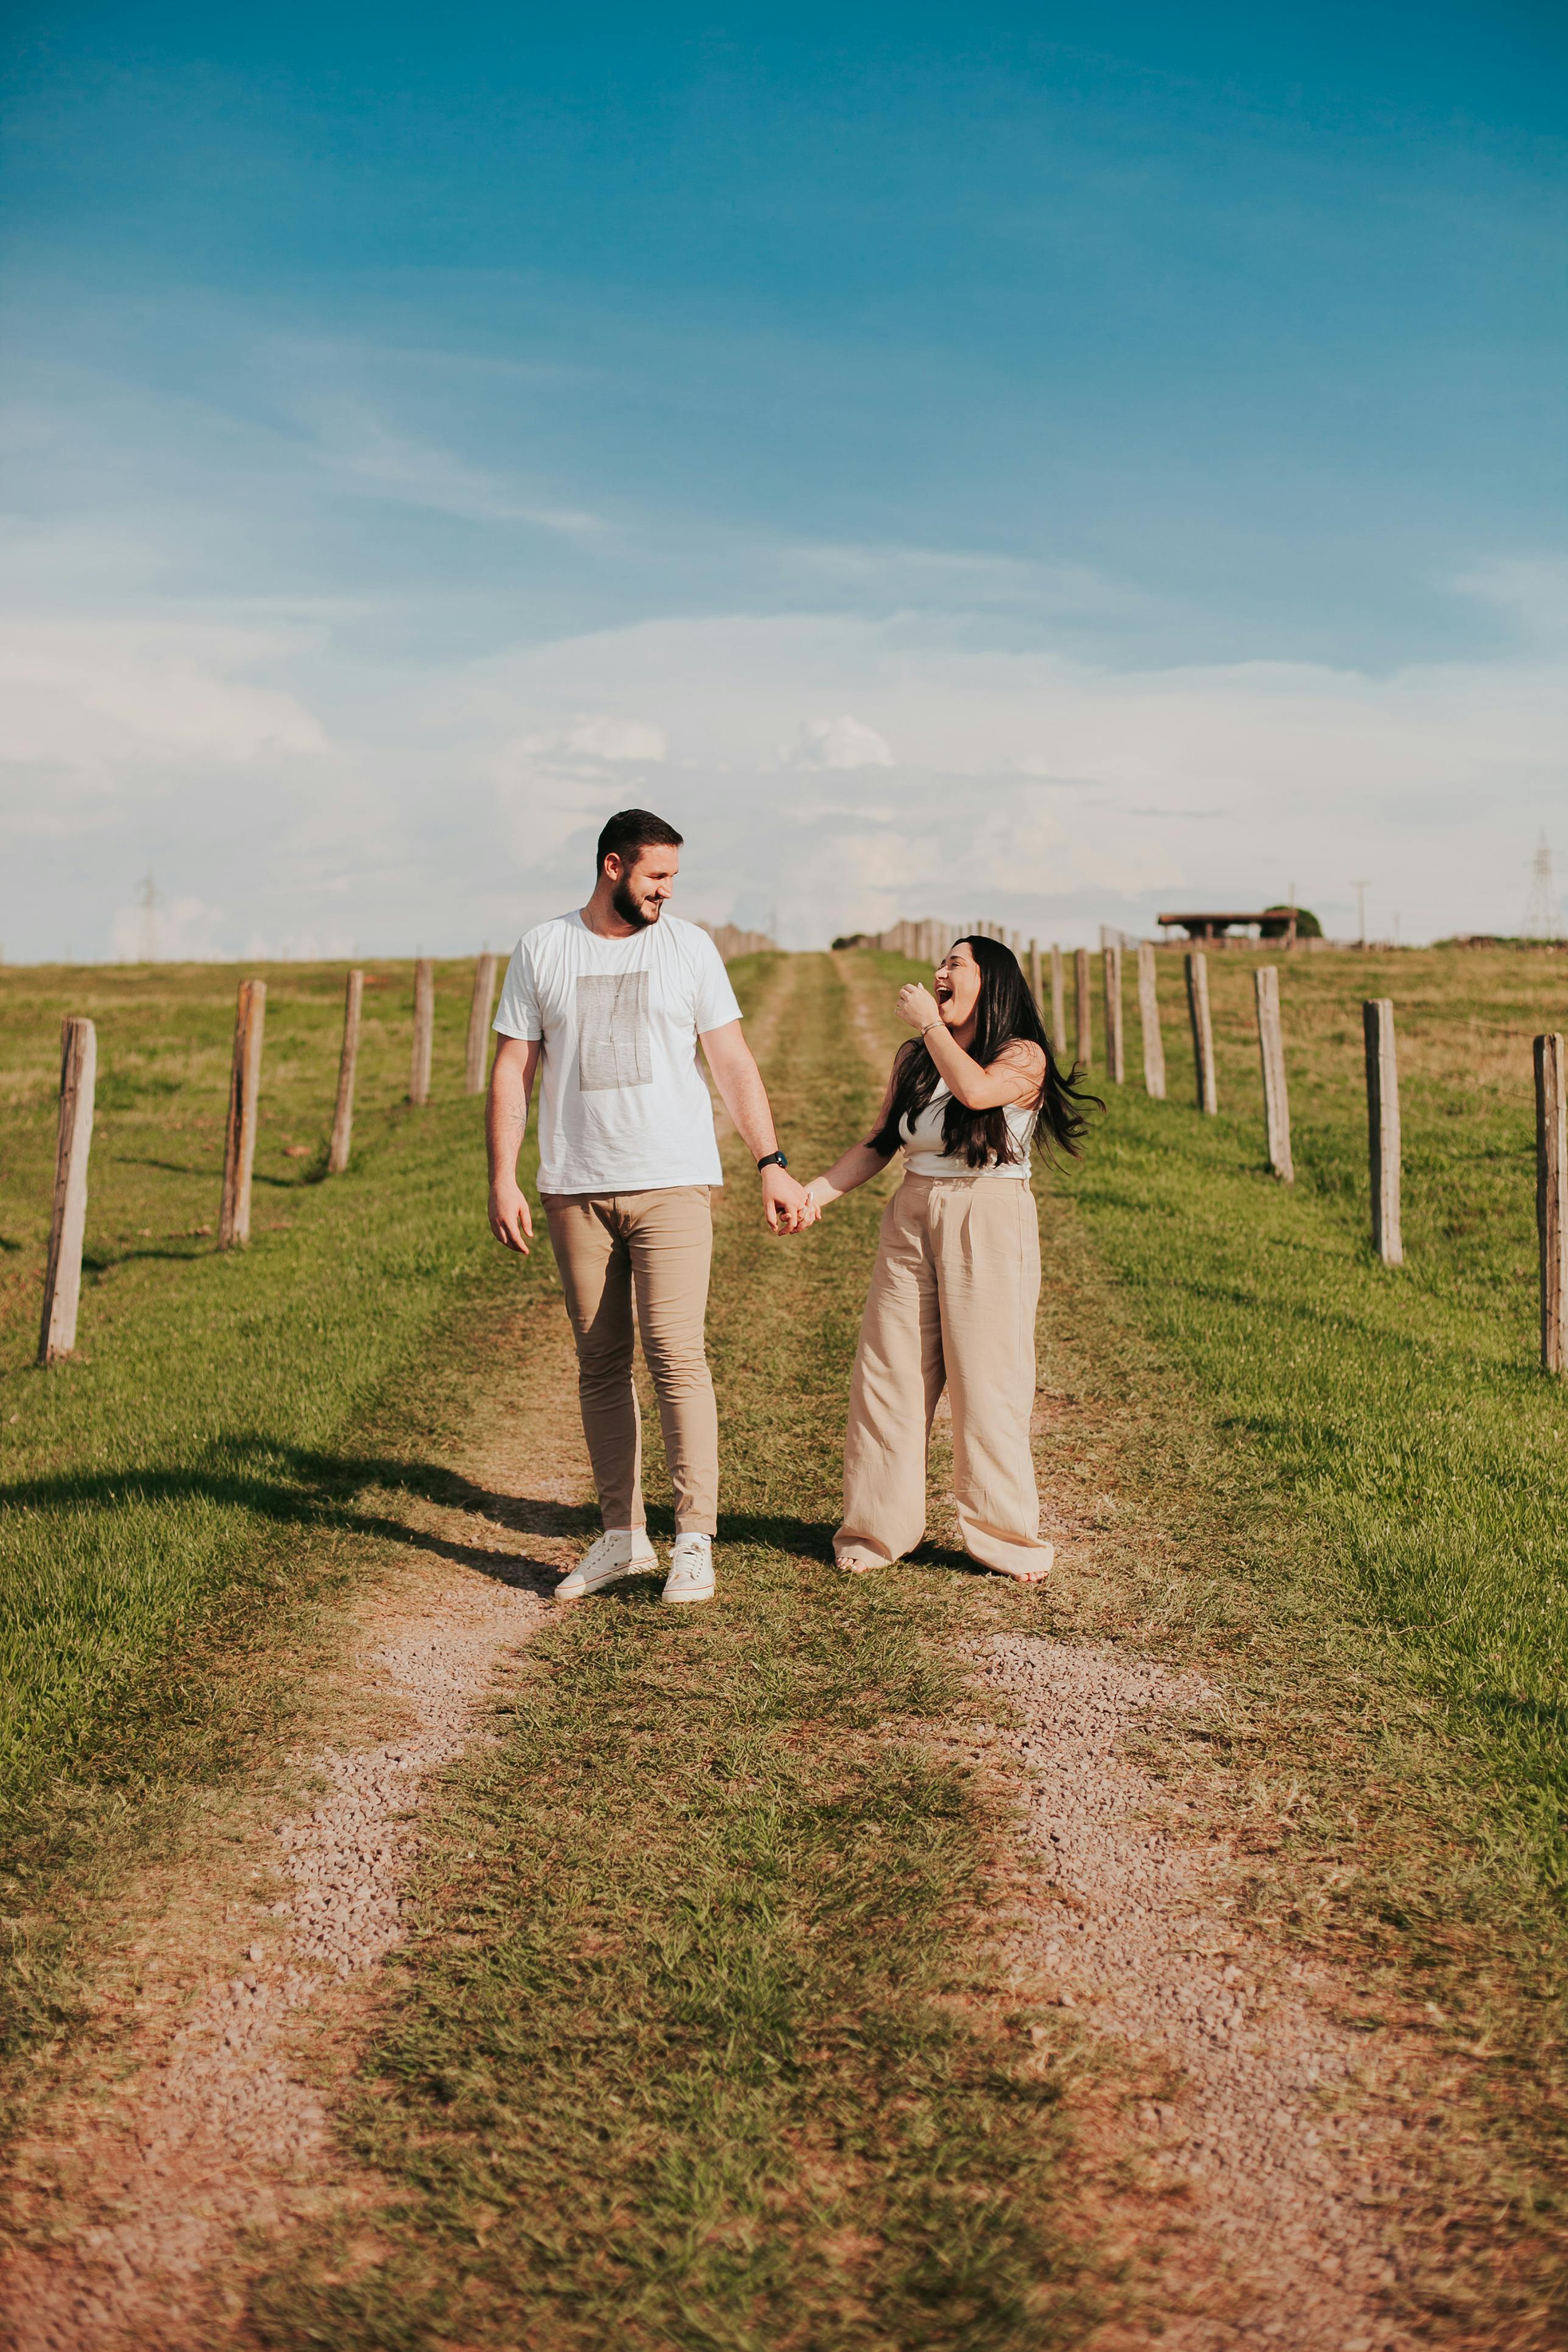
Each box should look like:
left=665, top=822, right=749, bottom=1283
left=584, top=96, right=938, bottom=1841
left=985, top=1551, right=1055, bottom=1584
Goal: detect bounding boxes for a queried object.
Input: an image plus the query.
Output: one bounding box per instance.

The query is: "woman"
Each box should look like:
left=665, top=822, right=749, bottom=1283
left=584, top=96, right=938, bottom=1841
left=805, top=936, right=1097, bottom=1581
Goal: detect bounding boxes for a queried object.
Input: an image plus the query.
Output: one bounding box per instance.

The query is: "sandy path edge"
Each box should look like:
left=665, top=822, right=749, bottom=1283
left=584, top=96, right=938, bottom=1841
left=0, top=1302, right=587, bottom=2352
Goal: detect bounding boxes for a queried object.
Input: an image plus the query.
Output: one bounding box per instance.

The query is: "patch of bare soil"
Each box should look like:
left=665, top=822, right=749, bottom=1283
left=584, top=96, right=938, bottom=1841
left=0, top=1306, right=588, bottom=2352
left=830, top=946, right=898, bottom=1092
left=987, top=1636, right=1426, bottom=2350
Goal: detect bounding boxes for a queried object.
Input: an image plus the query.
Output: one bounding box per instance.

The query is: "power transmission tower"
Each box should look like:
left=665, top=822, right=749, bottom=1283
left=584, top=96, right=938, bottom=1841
left=138, top=870, right=161, bottom=964
left=1523, top=831, right=1559, bottom=938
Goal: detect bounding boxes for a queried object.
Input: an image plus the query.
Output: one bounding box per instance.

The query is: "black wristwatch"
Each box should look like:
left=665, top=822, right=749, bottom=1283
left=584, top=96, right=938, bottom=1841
left=757, top=1150, right=788, bottom=1173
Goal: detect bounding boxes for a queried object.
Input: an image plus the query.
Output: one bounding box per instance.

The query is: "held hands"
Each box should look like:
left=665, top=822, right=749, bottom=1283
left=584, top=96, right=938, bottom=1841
left=488, top=1179, right=534, bottom=1254
left=897, top=982, right=942, bottom=1034
left=762, top=1163, right=819, bottom=1234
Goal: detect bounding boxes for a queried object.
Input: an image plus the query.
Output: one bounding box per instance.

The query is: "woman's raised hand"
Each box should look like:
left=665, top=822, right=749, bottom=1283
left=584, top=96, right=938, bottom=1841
left=897, top=981, right=941, bottom=1034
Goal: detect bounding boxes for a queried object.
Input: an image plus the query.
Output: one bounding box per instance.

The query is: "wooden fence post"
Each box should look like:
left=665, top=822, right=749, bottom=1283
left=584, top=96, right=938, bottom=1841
left=1050, top=947, right=1065, bottom=1060
left=1536, top=1033, right=1566, bottom=1374
left=1137, top=942, right=1166, bottom=1099
left=1254, top=966, right=1293, bottom=1181
left=1029, top=939, right=1042, bottom=1017
left=1103, top=945, right=1125, bottom=1084
left=327, top=968, right=364, bottom=1176
left=37, top=1017, right=97, bottom=1366
left=1185, top=952, right=1218, bottom=1114
left=218, top=979, right=266, bottom=1249
left=1363, top=998, right=1402, bottom=1265
left=409, top=958, right=434, bottom=1106
left=465, top=953, right=500, bottom=1095
left=1074, top=948, right=1092, bottom=1070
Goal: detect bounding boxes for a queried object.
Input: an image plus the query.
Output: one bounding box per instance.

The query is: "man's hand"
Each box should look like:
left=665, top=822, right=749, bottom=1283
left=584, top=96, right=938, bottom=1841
left=488, top=1179, right=535, bottom=1254
left=898, top=981, right=942, bottom=1034
left=762, top=1164, right=818, bottom=1234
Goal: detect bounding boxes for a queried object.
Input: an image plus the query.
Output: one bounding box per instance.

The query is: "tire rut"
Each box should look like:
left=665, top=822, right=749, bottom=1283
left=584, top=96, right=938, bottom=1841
left=0, top=1307, right=587, bottom=2352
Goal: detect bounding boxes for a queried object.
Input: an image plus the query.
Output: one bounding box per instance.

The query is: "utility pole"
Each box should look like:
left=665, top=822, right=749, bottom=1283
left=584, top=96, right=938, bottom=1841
left=1524, top=832, right=1558, bottom=938
left=1352, top=880, right=1371, bottom=950
left=136, top=869, right=161, bottom=964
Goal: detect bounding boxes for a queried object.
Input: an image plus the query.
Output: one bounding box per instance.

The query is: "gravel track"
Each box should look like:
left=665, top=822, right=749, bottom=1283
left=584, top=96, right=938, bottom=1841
left=986, top=1634, right=1422, bottom=2351
left=0, top=1569, right=548, bottom=2352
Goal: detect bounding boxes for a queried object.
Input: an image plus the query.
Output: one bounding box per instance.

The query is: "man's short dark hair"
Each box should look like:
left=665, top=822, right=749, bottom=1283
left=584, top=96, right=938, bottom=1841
left=596, top=808, right=684, bottom=875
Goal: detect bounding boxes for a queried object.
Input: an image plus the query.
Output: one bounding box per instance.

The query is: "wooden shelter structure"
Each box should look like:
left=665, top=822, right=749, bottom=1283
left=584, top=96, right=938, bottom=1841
left=1157, top=909, right=1299, bottom=946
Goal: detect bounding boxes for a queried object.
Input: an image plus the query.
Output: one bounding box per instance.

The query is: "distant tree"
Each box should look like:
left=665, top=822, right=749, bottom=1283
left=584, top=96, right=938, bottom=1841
left=1260, top=904, right=1322, bottom=940
left=832, top=933, right=869, bottom=951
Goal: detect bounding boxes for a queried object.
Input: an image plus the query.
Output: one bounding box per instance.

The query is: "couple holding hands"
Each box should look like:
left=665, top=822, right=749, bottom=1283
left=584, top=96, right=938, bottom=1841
left=486, top=810, right=1095, bottom=1609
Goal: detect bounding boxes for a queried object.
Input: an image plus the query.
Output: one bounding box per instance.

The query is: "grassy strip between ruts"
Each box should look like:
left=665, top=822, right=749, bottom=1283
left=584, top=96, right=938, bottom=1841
left=247, top=950, right=1112, bottom=2352
left=0, top=958, right=534, bottom=2094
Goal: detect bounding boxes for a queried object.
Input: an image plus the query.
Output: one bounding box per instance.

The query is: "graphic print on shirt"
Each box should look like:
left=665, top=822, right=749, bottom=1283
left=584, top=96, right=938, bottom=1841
left=576, top=970, right=653, bottom=1092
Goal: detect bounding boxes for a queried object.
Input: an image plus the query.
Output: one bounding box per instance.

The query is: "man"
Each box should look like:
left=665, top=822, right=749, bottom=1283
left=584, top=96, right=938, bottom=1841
left=487, top=808, right=814, bottom=1608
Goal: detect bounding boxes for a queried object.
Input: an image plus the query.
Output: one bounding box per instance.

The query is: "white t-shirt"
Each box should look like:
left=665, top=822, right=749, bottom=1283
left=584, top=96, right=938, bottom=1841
left=493, top=911, right=743, bottom=1194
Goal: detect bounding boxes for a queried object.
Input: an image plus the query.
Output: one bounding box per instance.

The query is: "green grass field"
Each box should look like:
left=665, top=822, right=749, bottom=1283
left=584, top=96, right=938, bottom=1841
left=3, top=939, right=1567, bottom=2339
left=0, top=959, right=520, bottom=1955
left=1047, top=942, right=1568, bottom=1888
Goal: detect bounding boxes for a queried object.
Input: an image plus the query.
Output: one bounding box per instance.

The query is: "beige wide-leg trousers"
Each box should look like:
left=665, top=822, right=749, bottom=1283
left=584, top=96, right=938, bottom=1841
left=835, top=1174, right=1051, bottom=1578
left=542, top=1185, right=718, bottom=1536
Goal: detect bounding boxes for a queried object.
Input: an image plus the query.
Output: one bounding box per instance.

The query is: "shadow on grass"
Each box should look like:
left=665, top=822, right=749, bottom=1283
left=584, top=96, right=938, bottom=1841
left=112, top=1155, right=302, bottom=1190
left=83, top=1247, right=208, bottom=1271
left=111, top=1156, right=224, bottom=1178
left=1, top=1454, right=997, bottom=1601
left=0, top=1440, right=598, bottom=1598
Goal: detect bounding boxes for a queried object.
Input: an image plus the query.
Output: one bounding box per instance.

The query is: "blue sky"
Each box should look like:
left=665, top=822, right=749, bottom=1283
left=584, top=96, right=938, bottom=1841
left=2, top=1, right=1564, bottom=954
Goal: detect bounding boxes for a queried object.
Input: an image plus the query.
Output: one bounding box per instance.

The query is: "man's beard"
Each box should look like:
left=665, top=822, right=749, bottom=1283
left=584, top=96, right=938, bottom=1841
left=612, top=877, right=662, bottom=928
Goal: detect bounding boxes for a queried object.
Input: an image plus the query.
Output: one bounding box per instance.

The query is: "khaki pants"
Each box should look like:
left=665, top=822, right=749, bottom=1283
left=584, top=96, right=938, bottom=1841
left=836, top=1174, right=1050, bottom=1578
left=542, top=1187, right=718, bottom=1536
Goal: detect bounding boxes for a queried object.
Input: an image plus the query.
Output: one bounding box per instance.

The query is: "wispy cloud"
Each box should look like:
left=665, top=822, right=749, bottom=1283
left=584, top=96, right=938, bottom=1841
left=0, top=617, right=328, bottom=796
left=779, top=714, right=894, bottom=769
left=297, top=400, right=602, bottom=534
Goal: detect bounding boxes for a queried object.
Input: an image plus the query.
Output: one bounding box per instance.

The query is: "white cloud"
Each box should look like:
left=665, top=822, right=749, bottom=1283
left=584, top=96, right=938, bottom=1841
left=779, top=540, right=1140, bottom=620
left=458, top=606, right=1567, bottom=944
left=0, top=618, right=328, bottom=793
left=519, top=717, right=668, bottom=763
left=779, top=713, right=895, bottom=770
left=3, top=579, right=1565, bottom=958
left=110, top=892, right=227, bottom=962
left=241, top=928, right=359, bottom=961
left=298, top=400, right=602, bottom=534
left=1450, top=557, right=1568, bottom=648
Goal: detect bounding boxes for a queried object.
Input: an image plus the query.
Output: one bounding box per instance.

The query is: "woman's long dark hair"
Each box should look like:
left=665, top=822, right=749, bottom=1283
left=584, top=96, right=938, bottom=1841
left=869, top=936, right=1101, bottom=1169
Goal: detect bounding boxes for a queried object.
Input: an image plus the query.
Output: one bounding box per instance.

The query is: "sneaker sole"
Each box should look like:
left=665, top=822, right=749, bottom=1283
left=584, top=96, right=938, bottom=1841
left=662, top=1584, right=715, bottom=1606
left=556, top=1555, right=659, bottom=1603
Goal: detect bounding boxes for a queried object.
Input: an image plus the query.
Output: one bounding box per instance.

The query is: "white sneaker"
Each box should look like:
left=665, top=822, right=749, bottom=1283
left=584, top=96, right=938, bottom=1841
left=662, top=1532, right=715, bottom=1606
left=554, top=1528, right=658, bottom=1602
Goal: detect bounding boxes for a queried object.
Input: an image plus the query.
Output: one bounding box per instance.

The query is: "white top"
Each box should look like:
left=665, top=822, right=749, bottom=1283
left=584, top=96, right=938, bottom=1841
left=899, top=1081, right=1036, bottom=1179
left=493, top=912, right=742, bottom=1194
